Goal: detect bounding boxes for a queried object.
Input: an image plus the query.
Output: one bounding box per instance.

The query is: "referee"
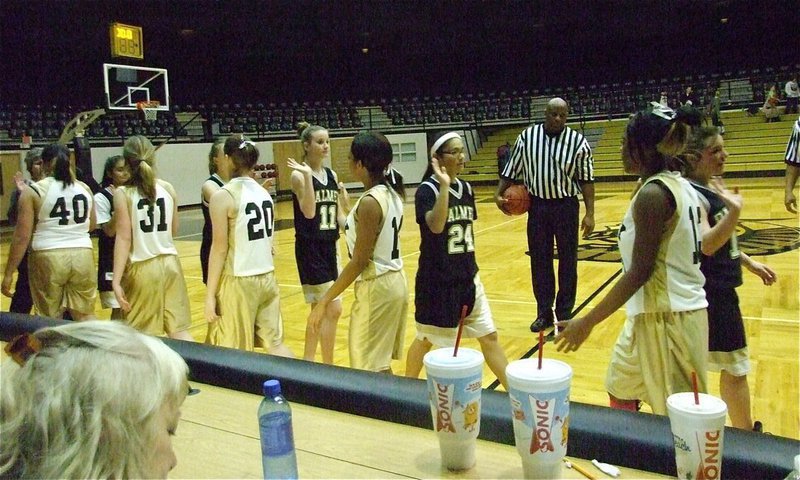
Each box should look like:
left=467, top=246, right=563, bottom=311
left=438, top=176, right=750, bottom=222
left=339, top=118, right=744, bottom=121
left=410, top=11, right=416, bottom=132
left=784, top=114, right=800, bottom=213
left=495, top=97, right=595, bottom=332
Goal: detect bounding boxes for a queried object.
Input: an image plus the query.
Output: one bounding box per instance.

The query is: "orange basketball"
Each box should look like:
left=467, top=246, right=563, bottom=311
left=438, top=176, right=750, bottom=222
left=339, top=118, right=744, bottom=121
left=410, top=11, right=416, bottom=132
left=502, top=184, right=530, bottom=215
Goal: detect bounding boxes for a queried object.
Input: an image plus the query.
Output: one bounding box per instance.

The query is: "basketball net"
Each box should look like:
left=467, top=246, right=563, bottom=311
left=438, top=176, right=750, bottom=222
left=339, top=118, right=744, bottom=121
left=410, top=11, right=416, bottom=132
left=136, top=100, right=160, bottom=121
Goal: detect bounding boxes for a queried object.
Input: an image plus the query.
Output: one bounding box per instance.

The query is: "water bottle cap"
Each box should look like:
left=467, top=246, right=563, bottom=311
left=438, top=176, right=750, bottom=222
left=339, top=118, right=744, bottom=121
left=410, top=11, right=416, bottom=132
left=263, top=379, right=282, bottom=397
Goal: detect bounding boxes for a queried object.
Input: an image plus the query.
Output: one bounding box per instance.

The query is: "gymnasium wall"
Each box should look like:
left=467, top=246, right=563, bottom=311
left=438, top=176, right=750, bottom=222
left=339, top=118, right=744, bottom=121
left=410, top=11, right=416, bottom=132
left=1, top=132, right=429, bottom=210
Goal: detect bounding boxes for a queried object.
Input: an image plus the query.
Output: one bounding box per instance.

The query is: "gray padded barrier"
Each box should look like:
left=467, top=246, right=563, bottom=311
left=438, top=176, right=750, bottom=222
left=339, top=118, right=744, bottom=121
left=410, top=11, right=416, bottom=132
left=1, top=313, right=797, bottom=477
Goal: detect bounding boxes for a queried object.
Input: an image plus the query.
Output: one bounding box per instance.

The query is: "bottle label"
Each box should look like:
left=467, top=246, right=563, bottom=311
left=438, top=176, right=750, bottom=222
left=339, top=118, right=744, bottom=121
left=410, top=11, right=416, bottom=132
left=260, top=412, right=295, bottom=457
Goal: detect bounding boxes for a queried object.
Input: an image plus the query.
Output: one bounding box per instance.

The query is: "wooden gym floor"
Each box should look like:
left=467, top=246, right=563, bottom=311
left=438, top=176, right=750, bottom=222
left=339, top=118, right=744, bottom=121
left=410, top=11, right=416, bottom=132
left=1, top=177, right=797, bottom=439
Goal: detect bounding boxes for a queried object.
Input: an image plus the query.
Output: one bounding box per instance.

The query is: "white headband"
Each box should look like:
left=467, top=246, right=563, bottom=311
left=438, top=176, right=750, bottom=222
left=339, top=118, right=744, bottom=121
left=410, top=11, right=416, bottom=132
left=430, top=132, right=462, bottom=158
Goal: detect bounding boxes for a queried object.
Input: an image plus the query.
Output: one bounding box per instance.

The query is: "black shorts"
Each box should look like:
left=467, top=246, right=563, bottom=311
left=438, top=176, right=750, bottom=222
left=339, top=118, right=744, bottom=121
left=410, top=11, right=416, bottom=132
left=415, top=272, right=476, bottom=329
left=295, top=236, right=338, bottom=286
left=706, top=286, right=746, bottom=353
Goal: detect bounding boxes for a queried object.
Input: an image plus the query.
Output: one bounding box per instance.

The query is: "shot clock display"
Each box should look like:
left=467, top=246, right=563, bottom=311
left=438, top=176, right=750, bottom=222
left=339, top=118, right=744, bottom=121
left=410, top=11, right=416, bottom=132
left=110, top=22, right=143, bottom=59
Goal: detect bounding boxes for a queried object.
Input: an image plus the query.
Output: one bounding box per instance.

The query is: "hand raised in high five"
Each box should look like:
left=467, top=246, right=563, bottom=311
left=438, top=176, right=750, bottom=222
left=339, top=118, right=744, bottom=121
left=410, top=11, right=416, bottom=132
left=287, top=157, right=312, bottom=176
left=430, top=157, right=451, bottom=187
left=708, top=177, right=743, bottom=214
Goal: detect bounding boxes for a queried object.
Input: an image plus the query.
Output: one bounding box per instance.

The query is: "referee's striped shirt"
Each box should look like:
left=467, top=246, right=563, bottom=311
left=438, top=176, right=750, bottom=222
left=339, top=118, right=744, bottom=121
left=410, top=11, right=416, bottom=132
left=786, top=116, right=800, bottom=166
left=500, top=124, right=594, bottom=199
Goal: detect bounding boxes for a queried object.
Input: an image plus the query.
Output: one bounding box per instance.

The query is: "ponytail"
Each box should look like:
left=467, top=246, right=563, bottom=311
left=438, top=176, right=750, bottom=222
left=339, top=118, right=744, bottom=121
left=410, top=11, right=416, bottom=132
left=136, top=161, right=157, bottom=201
left=385, top=168, right=406, bottom=201
left=123, top=135, right=157, bottom=201
left=41, top=143, right=74, bottom=186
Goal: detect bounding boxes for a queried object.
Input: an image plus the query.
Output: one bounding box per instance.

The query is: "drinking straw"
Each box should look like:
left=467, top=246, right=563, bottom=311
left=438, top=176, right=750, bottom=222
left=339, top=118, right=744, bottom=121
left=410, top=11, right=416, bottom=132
left=453, top=305, right=468, bottom=357
left=692, top=371, right=699, bottom=405
left=538, top=331, right=544, bottom=369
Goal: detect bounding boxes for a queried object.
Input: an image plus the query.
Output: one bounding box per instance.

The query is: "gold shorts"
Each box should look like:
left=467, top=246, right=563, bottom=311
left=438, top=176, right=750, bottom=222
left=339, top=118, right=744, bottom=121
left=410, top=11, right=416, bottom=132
left=29, top=248, right=96, bottom=317
left=122, top=255, right=191, bottom=336
left=206, top=271, right=283, bottom=351
left=605, top=309, right=708, bottom=415
left=349, top=270, right=408, bottom=372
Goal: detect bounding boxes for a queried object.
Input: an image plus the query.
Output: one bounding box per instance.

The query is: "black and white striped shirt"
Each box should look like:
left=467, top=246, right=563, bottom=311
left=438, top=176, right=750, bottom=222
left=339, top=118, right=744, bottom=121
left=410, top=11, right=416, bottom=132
left=786, top=116, right=800, bottom=166
left=501, top=124, right=594, bottom=199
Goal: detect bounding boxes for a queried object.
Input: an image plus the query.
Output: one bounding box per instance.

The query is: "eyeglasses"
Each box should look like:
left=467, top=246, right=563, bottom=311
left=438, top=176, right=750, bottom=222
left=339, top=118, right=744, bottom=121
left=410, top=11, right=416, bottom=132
left=441, top=149, right=465, bottom=156
left=239, top=139, right=256, bottom=149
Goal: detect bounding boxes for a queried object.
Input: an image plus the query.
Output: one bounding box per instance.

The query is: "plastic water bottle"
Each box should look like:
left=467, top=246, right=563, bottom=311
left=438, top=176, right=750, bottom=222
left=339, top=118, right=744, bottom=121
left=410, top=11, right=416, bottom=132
left=784, top=454, right=800, bottom=480
left=258, top=379, right=298, bottom=480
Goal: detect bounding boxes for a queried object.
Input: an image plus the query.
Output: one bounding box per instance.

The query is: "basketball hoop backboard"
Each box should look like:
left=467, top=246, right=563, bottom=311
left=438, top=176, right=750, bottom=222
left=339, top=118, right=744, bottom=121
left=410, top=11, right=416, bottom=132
left=103, top=63, right=169, bottom=111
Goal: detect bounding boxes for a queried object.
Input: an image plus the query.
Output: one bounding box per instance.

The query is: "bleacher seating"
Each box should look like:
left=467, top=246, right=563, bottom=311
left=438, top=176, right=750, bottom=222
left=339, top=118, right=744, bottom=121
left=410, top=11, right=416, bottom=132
left=2, top=63, right=796, bottom=143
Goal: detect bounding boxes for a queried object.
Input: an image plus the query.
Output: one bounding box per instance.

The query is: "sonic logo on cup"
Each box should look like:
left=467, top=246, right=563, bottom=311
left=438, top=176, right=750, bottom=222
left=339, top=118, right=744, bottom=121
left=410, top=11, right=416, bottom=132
left=694, top=430, right=721, bottom=480
left=529, top=397, right=555, bottom=454
left=434, top=381, right=456, bottom=433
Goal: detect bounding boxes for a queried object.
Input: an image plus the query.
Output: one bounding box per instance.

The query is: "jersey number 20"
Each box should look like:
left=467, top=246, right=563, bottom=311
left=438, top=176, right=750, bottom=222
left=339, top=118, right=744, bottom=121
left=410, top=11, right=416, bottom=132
left=246, top=200, right=274, bottom=241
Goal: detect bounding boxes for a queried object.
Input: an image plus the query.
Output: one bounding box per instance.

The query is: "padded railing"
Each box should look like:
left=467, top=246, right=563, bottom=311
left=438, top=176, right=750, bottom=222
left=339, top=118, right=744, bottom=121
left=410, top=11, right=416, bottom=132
left=1, top=313, right=796, bottom=478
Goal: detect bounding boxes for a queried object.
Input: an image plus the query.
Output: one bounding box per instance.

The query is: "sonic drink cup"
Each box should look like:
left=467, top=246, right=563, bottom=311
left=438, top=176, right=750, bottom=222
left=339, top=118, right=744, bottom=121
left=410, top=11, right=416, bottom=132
left=423, top=347, right=484, bottom=471
left=667, top=392, right=727, bottom=480
left=506, top=359, right=572, bottom=479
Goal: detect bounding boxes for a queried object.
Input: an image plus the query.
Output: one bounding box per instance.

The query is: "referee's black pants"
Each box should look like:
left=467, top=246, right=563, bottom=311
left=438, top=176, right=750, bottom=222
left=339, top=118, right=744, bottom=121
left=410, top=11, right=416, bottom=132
left=526, top=195, right=579, bottom=321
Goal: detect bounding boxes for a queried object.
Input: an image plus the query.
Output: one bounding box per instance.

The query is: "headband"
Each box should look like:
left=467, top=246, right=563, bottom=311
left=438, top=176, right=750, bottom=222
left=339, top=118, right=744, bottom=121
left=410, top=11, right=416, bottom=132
left=430, top=132, right=462, bottom=158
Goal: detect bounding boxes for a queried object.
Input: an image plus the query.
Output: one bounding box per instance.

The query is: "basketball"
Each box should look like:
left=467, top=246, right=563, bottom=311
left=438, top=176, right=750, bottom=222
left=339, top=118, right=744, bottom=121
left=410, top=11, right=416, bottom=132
left=502, top=184, right=530, bottom=215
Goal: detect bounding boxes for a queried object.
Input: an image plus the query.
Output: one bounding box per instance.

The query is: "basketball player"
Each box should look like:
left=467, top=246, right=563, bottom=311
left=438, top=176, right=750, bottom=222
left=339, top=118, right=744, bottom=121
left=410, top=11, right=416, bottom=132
left=287, top=122, right=348, bottom=364
left=94, top=155, right=130, bottom=320
left=681, top=127, right=776, bottom=430
left=200, top=139, right=229, bottom=284
left=111, top=135, right=194, bottom=341
left=204, top=135, right=293, bottom=356
left=307, top=132, right=407, bottom=373
left=1, top=144, right=97, bottom=320
left=405, top=131, right=509, bottom=389
left=554, top=104, right=711, bottom=415
left=4, top=148, right=44, bottom=314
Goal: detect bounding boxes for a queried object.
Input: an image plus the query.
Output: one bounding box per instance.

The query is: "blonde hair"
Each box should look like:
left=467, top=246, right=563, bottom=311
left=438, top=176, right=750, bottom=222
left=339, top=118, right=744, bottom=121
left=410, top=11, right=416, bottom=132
left=123, top=135, right=158, bottom=201
left=0, top=321, right=188, bottom=479
left=296, top=121, right=327, bottom=160
left=679, top=126, right=720, bottom=178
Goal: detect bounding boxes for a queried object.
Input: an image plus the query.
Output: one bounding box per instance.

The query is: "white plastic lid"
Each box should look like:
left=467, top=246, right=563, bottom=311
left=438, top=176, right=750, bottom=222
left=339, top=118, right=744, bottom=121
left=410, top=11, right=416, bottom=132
left=423, top=347, right=483, bottom=373
left=667, top=392, right=727, bottom=417
left=506, top=358, right=572, bottom=383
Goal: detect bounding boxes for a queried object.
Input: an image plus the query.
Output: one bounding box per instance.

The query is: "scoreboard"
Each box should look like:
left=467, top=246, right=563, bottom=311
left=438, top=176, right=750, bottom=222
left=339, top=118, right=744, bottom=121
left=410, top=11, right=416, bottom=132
left=110, top=22, right=143, bottom=59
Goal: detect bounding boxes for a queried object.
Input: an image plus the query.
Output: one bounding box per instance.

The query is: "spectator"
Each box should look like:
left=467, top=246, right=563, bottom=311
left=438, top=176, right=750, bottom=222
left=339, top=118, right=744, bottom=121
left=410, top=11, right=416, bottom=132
left=785, top=74, right=799, bottom=115
left=763, top=83, right=781, bottom=122
left=0, top=320, right=189, bottom=478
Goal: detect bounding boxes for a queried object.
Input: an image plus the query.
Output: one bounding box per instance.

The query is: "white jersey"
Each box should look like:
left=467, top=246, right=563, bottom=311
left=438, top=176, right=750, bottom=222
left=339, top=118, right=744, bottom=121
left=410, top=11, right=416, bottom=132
left=619, top=171, right=707, bottom=316
left=94, top=187, right=113, bottom=224
left=31, top=177, right=93, bottom=251
left=126, top=182, right=178, bottom=263
left=345, top=184, right=404, bottom=280
left=223, top=176, right=275, bottom=277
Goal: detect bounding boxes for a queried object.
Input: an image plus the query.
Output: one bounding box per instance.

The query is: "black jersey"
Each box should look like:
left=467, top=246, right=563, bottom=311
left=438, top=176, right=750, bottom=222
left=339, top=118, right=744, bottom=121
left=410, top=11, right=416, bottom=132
left=692, top=182, right=743, bottom=289
left=96, top=187, right=115, bottom=292
left=416, top=177, right=478, bottom=283
left=200, top=174, right=225, bottom=284
left=292, top=167, right=340, bottom=241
